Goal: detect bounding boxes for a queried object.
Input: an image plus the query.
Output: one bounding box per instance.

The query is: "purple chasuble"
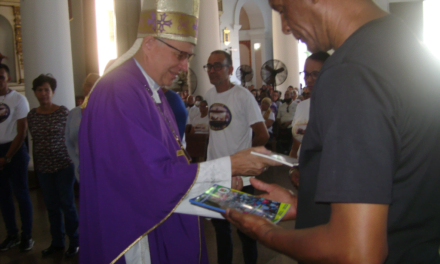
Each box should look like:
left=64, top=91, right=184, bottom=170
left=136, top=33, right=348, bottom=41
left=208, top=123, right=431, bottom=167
left=78, top=58, right=208, bottom=264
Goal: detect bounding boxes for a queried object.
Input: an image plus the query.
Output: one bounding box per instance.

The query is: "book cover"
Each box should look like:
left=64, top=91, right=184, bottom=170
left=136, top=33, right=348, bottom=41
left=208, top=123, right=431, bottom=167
left=190, top=184, right=291, bottom=223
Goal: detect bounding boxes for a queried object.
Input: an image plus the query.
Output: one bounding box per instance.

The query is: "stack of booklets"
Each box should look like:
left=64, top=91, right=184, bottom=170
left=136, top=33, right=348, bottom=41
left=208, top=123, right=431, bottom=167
left=190, top=184, right=291, bottom=223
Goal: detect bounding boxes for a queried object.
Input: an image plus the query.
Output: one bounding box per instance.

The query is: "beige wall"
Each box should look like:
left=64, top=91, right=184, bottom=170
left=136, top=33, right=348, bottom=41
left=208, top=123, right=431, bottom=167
left=239, top=8, right=250, bottom=30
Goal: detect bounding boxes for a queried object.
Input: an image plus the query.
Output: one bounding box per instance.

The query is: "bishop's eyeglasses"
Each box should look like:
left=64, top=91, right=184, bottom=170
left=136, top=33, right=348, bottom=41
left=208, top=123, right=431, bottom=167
left=156, top=38, right=195, bottom=61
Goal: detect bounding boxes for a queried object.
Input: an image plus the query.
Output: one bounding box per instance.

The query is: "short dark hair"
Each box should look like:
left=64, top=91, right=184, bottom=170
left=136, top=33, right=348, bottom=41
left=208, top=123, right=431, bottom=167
left=0, top=64, right=10, bottom=75
left=200, top=100, right=208, bottom=106
left=195, top=95, right=204, bottom=101
left=210, top=50, right=232, bottom=66
left=307, top=52, right=331, bottom=64
left=32, top=74, right=57, bottom=92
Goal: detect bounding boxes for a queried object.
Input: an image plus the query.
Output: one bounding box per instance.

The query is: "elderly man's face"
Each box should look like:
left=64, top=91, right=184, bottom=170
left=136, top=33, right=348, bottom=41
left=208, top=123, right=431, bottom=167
left=147, top=38, right=194, bottom=86
left=270, top=0, right=328, bottom=52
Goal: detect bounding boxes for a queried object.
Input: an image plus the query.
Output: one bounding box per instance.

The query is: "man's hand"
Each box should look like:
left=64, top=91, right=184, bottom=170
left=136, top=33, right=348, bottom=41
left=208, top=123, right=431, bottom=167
left=231, top=176, right=243, bottom=191
left=230, top=147, right=282, bottom=176
left=223, top=208, right=281, bottom=244
left=251, top=178, right=297, bottom=220
left=289, top=167, right=300, bottom=190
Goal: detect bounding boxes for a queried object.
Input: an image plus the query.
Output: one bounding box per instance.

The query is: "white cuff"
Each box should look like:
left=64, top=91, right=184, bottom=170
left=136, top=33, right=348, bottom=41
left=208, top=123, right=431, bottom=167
left=174, top=156, right=231, bottom=218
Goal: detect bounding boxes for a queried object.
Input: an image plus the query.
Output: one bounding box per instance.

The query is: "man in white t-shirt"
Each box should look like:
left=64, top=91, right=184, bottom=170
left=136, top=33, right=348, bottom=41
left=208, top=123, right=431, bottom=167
left=204, top=50, right=269, bottom=264
left=276, top=90, right=297, bottom=154
left=0, top=64, right=34, bottom=252
left=290, top=53, right=330, bottom=158
left=289, top=52, right=330, bottom=189
left=188, top=100, right=209, bottom=134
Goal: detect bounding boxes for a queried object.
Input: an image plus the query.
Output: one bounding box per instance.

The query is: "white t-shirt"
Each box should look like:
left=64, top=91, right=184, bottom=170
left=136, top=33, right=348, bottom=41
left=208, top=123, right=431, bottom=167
left=0, top=90, right=30, bottom=144
left=205, top=85, right=264, bottom=160
left=261, top=110, right=275, bottom=134
left=188, top=112, right=209, bottom=133
left=187, top=105, right=198, bottom=120
left=277, top=101, right=298, bottom=126
left=291, top=99, right=310, bottom=142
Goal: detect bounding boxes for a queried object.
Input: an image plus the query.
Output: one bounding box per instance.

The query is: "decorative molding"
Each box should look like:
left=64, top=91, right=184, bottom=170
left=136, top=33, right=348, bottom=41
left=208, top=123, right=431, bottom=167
left=12, top=5, right=23, bottom=83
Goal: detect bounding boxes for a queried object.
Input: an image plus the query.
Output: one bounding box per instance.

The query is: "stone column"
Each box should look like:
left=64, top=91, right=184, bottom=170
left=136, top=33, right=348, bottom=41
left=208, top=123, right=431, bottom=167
left=20, top=0, right=75, bottom=110
left=190, top=0, right=221, bottom=97
left=271, top=10, right=299, bottom=96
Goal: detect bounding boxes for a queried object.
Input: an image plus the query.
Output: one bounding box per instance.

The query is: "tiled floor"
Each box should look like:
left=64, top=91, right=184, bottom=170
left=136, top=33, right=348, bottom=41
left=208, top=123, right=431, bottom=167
left=0, top=166, right=298, bottom=264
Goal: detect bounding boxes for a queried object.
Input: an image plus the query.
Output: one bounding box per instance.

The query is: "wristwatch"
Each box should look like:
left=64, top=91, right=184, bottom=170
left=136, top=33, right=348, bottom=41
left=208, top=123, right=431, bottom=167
left=4, top=156, right=11, bottom=163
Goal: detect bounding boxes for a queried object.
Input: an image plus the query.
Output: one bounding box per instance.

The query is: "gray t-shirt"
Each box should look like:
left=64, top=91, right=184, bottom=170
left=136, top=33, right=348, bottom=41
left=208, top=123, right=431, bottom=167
left=297, top=15, right=440, bottom=264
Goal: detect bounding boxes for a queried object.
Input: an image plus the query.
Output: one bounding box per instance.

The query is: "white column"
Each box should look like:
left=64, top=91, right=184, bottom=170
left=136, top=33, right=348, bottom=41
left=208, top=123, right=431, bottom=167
left=271, top=10, right=299, bottom=96
left=20, top=0, right=75, bottom=110
left=190, top=0, right=221, bottom=97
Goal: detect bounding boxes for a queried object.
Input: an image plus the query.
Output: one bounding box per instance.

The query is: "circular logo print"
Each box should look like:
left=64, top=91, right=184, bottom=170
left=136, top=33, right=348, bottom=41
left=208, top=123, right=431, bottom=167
left=209, top=103, right=232, bottom=131
left=0, top=103, right=10, bottom=123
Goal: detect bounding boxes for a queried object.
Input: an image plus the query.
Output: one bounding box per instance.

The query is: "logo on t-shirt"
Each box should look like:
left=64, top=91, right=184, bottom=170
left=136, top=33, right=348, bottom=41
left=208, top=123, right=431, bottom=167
left=0, top=103, right=10, bottom=123
left=209, top=103, right=232, bottom=131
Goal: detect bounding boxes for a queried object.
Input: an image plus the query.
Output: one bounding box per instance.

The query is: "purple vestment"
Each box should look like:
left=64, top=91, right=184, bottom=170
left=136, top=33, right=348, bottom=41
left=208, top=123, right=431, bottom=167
left=79, top=58, right=208, bottom=264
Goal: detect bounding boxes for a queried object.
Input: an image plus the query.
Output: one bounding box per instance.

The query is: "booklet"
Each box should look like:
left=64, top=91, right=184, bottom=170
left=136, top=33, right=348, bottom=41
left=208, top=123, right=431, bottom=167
left=190, top=184, right=291, bottom=223
left=250, top=151, right=299, bottom=167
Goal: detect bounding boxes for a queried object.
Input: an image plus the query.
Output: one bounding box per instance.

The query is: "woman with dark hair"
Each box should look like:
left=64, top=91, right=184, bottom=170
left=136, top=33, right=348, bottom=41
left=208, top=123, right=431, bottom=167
left=27, top=74, right=79, bottom=258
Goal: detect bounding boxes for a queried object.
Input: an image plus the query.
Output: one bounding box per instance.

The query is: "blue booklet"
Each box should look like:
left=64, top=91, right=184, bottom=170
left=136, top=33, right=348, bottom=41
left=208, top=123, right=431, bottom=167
left=190, top=184, right=290, bottom=223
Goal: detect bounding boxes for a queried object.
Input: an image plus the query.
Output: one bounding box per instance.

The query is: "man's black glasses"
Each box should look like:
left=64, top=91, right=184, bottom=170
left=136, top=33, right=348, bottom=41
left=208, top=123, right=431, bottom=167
left=203, top=62, right=230, bottom=71
left=300, top=71, right=319, bottom=80
left=156, top=38, right=195, bottom=61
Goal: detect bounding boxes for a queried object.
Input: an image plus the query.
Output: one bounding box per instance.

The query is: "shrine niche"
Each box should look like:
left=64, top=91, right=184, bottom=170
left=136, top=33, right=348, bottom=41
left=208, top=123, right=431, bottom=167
left=0, top=1, right=25, bottom=93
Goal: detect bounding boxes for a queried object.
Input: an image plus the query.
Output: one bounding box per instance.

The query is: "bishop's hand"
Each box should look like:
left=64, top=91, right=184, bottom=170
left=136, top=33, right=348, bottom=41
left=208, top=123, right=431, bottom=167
left=230, top=146, right=282, bottom=176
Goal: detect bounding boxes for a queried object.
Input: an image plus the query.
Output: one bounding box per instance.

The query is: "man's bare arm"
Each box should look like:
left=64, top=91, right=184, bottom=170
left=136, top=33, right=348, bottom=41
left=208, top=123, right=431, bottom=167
left=251, top=122, right=269, bottom=147
left=289, top=138, right=301, bottom=158
left=0, top=117, right=27, bottom=168
left=264, top=119, right=274, bottom=129
left=225, top=202, right=389, bottom=264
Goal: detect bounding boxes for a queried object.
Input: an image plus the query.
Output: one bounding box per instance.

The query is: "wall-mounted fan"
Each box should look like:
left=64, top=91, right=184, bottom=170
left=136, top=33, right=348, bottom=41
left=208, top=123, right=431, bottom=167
left=175, top=68, right=198, bottom=94
left=235, top=65, right=253, bottom=86
left=260, top=59, right=288, bottom=88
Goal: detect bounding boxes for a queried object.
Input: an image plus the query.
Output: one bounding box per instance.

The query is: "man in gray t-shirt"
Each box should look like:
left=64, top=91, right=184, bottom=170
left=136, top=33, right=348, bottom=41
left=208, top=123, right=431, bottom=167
left=222, top=1, right=440, bottom=263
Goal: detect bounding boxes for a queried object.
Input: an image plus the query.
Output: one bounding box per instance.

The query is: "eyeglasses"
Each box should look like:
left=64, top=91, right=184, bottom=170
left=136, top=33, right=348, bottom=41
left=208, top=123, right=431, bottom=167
left=300, top=71, right=319, bottom=80
left=203, top=62, right=230, bottom=72
left=156, top=38, right=195, bottom=61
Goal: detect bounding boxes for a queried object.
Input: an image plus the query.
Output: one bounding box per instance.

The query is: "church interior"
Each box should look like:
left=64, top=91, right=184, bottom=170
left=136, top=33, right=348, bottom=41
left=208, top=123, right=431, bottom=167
left=0, top=0, right=438, bottom=263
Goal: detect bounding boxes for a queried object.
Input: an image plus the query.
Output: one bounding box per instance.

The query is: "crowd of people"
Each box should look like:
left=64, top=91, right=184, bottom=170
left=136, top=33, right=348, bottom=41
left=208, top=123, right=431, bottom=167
left=1, top=0, right=439, bottom=263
